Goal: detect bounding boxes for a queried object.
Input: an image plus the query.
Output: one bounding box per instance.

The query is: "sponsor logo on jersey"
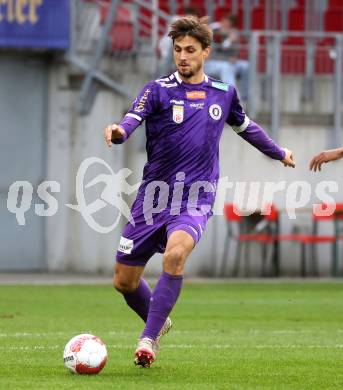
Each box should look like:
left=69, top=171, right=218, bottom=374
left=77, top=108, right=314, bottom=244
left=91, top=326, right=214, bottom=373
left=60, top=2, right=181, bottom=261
left=209, top=104, right=222, bottom=120
left=172, top=105, right=184, bottom=123
left=170, top=99, right=184, bottom=105
left=134, top=88, right=151, bottom=112
left=211, top=81, right=229, bottom=91
left=118, top=236, right=134, bottom=254
left=157, top=81, right=178, bottom=88
left=190, top=102, right=204, bottom=110
left=186, top=91, right=206, bottom=100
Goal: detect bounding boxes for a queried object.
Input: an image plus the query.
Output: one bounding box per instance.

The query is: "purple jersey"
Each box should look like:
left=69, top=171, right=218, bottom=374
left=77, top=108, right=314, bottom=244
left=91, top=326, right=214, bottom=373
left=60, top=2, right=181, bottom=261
left=115, top=71, right=285, bottom=210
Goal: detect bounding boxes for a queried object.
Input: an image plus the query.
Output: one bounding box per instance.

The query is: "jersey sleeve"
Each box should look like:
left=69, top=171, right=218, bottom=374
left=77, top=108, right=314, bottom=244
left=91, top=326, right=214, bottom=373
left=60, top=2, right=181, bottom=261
left=226, top=87, right=286, bottom=161
left=113, top=81, right=158, bottom=144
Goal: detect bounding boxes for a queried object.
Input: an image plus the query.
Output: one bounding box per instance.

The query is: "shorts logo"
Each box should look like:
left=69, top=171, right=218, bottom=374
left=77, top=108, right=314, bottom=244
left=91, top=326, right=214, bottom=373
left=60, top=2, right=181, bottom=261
left=172, top=105, right=184, bottom=124
left=186, top=91, right=206, bottom=100
left=209, top=104, right=222, bottom=120
left=118, top=236, right=134, bottom=254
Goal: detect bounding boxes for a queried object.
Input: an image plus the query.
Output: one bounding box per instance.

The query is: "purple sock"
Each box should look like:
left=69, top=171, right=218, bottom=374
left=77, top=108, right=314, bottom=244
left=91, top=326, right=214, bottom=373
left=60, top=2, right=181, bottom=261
left=141, top=271, right=183, bottom=340
left=123, top=278, right=152, bottom=322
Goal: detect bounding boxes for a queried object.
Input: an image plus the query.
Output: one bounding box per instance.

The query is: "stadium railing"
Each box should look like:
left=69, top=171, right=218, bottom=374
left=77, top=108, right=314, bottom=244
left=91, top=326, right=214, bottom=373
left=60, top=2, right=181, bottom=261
left=277, top=203, right=343, bottom=277
left=222, top=203, right=343, bottom=278
left=222, top=203, right=279, bottom=277
left=242, top=30, right=343, bottom=144
left=70, top=0, right=343, bottom=143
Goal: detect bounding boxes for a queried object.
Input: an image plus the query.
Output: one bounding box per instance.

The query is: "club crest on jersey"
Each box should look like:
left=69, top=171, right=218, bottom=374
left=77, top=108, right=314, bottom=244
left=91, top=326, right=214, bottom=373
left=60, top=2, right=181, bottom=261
left=186, top=91, right=206, bottom=100
left=172, top=105, right=184, bottom=123
left=209, top=104, right=222, bottom=120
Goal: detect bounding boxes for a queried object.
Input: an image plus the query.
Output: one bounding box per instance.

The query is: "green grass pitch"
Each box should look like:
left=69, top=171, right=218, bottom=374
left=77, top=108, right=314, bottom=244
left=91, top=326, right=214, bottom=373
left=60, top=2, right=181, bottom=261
left=1, top=282, right=343, bottom=389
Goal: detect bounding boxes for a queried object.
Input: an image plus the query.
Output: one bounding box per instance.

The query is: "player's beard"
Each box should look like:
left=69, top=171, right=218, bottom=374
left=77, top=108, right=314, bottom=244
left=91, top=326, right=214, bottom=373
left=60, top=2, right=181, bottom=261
left=178, top=62, right=202, bottom=79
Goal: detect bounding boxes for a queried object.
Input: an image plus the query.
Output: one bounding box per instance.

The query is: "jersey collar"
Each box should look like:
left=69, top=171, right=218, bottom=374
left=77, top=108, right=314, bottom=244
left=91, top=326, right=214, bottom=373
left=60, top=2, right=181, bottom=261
left=174, top=71, right=209, bottom=85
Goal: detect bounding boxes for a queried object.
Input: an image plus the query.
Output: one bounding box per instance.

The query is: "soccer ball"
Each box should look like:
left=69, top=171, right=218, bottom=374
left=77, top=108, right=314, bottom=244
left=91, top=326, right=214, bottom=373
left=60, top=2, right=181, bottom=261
left=63, top=334, right=108, bottom=374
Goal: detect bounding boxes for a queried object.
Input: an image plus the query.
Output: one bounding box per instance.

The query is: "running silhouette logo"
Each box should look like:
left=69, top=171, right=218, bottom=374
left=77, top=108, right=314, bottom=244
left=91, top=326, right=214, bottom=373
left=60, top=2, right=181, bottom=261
left=67, top=157, right=140, bottom=233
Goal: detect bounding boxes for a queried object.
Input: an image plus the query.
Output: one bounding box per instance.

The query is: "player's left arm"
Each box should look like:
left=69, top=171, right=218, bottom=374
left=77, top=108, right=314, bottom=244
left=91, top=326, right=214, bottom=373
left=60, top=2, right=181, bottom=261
left=238, top=122, right=295, bottom=168
left=226, top=88, right=295, bottom=168
left=309, top=147, right=343, bottom=172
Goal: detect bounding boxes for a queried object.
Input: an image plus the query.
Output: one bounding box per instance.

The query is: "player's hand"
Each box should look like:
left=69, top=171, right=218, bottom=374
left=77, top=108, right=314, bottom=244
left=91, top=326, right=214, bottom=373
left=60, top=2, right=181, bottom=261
left=104, top=124, right=126, bottom=147
left=309, top=148, right=343, bottom=172
left=281, top=147, right=295, bottom=168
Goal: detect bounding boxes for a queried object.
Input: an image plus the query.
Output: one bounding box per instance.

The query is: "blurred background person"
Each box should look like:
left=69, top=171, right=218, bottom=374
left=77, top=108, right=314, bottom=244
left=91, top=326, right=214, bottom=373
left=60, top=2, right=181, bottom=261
left=205, top=14, right=249, bottom=102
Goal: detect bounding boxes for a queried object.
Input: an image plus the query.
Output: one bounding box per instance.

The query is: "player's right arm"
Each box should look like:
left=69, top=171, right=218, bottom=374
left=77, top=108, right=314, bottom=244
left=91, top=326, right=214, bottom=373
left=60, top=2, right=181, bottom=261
left=309, top=147, right=343, bottom=172
left=104, top=124, right=126, bottom=147
left=103, top=81, right=158, bottom=147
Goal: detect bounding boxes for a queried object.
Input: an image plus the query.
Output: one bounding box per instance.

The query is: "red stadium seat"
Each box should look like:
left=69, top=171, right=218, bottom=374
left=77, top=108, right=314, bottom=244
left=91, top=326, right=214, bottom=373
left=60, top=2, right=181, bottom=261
left=287, top=9, right=305, bottom=32
left=110, top=6, right=134, bottom=51
left=314, top=45, right=335, bottom=74
left=251, top=8, right=265, bottom=30
left=281, top=47, right=306, bottom=74
left=88, top=0, right=343, bottom=74
left=221, top=203, right=279, bottom=277
left=324, top=10, right=343, bottom=32
left=214, top=7, right=232, bottom=22
left=328, top=0, right=343, bottom=8
left=278, top=203, right=343, bottom=276
left=99, top=3, right=134, bottom=52
left=223, top=202, right=343, bottom=277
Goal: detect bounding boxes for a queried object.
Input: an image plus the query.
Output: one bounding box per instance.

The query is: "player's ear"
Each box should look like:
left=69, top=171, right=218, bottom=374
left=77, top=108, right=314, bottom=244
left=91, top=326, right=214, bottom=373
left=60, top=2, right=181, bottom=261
left=203, top=46, right=211, bottom=60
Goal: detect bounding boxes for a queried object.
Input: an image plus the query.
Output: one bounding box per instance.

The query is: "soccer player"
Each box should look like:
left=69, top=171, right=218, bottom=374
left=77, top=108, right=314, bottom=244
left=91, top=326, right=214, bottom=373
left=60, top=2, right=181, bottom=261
left=309, top=147, right=343, bottom=171
left=103, top=16, right=295, bottom=367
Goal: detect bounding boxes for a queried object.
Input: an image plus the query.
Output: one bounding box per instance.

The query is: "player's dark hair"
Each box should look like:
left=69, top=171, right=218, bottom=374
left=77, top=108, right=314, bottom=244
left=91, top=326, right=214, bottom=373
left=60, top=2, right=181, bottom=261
left=168, top=16, right=213, bottom=49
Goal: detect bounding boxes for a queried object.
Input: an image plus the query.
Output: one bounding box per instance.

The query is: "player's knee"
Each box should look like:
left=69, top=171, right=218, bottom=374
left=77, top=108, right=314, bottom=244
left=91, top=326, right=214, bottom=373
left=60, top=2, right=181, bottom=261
left=113, top=275, right=138, bottom=294
left=163, top=245, right=186, bottom=275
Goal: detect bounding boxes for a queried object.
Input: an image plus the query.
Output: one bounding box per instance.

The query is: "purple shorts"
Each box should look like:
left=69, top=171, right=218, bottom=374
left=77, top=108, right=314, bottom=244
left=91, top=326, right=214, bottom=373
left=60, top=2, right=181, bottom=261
left=116, top=206, right=211, bottom=267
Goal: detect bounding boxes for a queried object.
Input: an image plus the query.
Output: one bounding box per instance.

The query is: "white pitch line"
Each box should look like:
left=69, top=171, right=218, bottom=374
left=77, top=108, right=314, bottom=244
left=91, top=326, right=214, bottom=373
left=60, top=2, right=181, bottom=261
left=2, top=344, right=343, bottom=351
left=1, top=329, right=343, bottom=338
left=0, top=331, right=137, bottom=338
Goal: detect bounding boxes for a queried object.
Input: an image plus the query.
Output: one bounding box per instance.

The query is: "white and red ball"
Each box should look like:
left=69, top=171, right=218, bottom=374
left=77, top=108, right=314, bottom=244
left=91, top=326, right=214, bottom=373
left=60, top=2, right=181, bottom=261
left=63, top=334, right=107, bottom=374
